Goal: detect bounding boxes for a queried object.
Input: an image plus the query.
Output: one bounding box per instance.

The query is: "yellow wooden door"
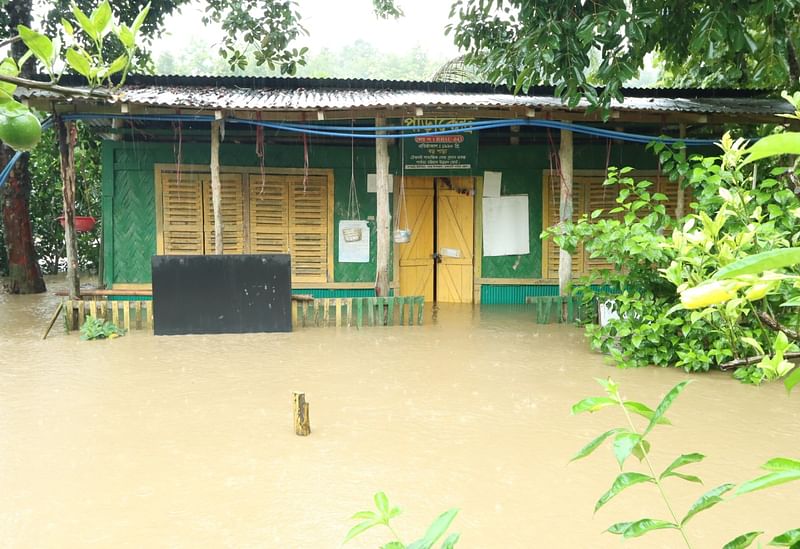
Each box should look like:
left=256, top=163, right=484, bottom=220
left=436, top=178, right=474, bottom=303
left=398, top=178, right=434, bottom=301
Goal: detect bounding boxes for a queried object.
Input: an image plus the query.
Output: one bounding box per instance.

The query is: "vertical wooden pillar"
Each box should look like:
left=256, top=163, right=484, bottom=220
left=293, top=391, right=311, bottom=436
left=375, top=116, right=391, bottom=297
left=57, top=116, right=80, bottom=299
left=210, top=119, right=223, bottom=255
left=676, top=123, right=686, bottom=219
left=558, top=126, right=573, bottom=297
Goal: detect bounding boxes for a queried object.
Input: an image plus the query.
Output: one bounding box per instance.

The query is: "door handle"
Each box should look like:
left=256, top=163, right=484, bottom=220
left=432, top=252, right=442, bottom=264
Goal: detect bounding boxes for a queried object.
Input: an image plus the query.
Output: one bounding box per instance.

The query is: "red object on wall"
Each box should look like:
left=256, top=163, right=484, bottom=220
left=57, top=215, right=96, bottom=233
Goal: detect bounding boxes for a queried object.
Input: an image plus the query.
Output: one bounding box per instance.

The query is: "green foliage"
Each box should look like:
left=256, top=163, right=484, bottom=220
left=572, top=378, right=800, bottom=547
left=79, top=314, right=123, bottom=340
left=344, top=492, right=459, bottom=549
left=447, top=0, right=800, bottom=113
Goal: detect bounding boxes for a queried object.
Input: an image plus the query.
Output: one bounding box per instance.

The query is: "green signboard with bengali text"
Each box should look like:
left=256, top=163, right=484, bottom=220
left=400, top=117, right=477, bottom=175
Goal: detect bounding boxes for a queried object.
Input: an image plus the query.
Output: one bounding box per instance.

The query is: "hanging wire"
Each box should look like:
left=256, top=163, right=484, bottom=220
left=302, top=132, right=309, bottom=193
left=394, top=137, right=409, bottom=232
left=347, top=120, right=361, bottom=220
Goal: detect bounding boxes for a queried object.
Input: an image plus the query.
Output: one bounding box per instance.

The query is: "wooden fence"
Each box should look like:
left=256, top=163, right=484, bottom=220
left=62, top=295, right=424, bottom=332
left=525, top=295, right=590, bottom=324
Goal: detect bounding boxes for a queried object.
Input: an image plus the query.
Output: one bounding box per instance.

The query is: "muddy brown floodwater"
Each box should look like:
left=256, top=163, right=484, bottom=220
left=0, top=278, right=798, bottom=548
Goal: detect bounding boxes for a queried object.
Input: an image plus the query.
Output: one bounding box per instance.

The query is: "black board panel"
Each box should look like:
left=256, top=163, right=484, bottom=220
left=151, top=254, right=292, bottom=335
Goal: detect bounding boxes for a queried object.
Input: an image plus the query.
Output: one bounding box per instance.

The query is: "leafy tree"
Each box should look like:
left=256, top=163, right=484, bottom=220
left=447, top=1, right=800, bottom=110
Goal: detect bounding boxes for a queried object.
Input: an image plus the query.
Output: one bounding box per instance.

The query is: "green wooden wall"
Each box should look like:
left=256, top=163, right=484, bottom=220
left=102, top=135, right=658, bottom=289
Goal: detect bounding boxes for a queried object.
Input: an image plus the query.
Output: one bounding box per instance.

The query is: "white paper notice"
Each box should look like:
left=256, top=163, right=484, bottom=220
left=482, top=196, right=530, bottom=256
left=483, top=171, right=502, bottom=197
left=338, top=220, right=370, bottom=263
left=367, top=174, right=394, bottom=193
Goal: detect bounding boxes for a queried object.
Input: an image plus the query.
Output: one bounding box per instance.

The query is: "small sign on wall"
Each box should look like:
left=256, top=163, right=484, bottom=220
left=483, top=171, right=502, bottom=197
left=367, top=174, right=394, bottom=193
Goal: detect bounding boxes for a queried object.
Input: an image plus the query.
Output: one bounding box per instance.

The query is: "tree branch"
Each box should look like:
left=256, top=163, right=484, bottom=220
left=0, top=73, right=113, bottom=100
left=757, top=311, right=800, bottom=340
left=719, top=352, right=800, bottom=371
left=0, top=36, right=21, bottom=49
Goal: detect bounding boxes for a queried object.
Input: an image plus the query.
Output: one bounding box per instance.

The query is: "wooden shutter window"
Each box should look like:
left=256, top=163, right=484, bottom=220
left=161, top=172, right=204, bottom=255
left=249, top=174, right=289, bottom=254
left=289, top=175, right=328, bottom=283
left=202, top=173, right=246, bottom=254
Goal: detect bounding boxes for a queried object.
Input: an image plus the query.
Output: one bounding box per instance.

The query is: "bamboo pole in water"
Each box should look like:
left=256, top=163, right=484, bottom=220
left=293, top=392, right=311, bottom=436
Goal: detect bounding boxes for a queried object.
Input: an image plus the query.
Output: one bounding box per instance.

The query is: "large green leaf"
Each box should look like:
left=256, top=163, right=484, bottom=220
left=0, top=57, right=19, bottom=98
left=594, top=472, right=654, bottom=513
left=660, top=453, right=705, bottom=484
left=723, top=531, right=764, bottom=549
left=606, top=518, right=677, bottom=538
left=680, top=483, right=735, bottom=526
left=743, top=133, right=800, bottom=165
left=612, top=432, right=643, bottom=468
left=642, top=381, right=692, bottom=438
left=16, top=25, right=54, bottom=70
left=570, top=428, right=625, bottom=462
left=131, top=2, right=151, bottom=34
left=70, top=3, right=98, bottom=42
left=65, top=48, right=92, bottom=79
left=715, top=248, right=800, bottom=280
left=761, top=458, right=800, bottom=472
left=90, top=1, right=113, bottom=38
left=374, top=492, right=390, bottom=516
left=623, top=401, right=671, bottom=425
left=785, top=366, right=800, bottom=394
left=440, top=532, right=460, bottom=549
left=769, top=528, right=800, bottom=546
left=418, top=509, right=459, bottom=548
left=736, top=470, right=800, bottom=496
left=571, top=396, right=617, bottom=414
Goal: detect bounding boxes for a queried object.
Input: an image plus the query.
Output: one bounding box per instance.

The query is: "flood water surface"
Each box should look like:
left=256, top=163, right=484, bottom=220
left=1, top=283, right=798, bottom=548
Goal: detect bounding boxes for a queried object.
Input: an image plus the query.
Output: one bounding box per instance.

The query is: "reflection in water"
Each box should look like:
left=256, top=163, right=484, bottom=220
left=0, top=278, right=798, bottom=548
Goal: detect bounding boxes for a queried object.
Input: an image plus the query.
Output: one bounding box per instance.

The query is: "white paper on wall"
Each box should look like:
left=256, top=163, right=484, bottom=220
left=338, top=220, right=370, bottom=263
left=367, top=174, right=394, bottom=193
left=482, top=196, right=530, bottom=256
left=483, top=171, right=502, bottom=197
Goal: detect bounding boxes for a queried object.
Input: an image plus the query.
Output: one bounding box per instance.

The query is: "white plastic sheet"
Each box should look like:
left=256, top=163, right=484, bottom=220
left=338, top=220, right=370, bottom=263
left=483, top=171, right=502, bottom=197
left=482, top=196, right=530, bottom=256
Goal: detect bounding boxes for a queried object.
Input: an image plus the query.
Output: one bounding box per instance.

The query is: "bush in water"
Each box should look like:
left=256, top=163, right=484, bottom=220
left=79, top=315, right=124, bottom=340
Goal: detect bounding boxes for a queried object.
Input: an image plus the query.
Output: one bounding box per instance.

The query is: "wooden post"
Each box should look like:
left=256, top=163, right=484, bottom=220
left=210, top=119, right=223, bottom=255
left=375, top=116, right=391, bottom=297
left=293, top=391, right=311, bottom=436
left=676, top=123, right=686, bottom=219
left=558, top=126, right=573, bottom=297
left=57, top=116, right=80, bottom=299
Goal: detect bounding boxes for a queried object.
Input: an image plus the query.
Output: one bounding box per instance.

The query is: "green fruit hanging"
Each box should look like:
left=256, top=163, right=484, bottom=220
left=0, top=105, right=42, bottom=151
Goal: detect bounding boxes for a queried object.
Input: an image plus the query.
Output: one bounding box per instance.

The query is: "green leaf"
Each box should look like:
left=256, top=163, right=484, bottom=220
left=104, top=54, right=128, bottom=78
left=419, top=509, right=459, bottom=548
left=70, top=3, right=97, bottom=42
left=761, top=458, right=800, bottom=472
left=350, top=510, right=378, bottom=520
left=594, top=472, right=654, bottom=513
left=781, top=296, right=800, bottom=307
left=642, top=381, right=691, bottom=438
left=723, top=531, right=763, bottom=549
left=343, top=519, right=379, bottom=543
left=16, top=25, right=54, bottom=70
left=570, top=428, right=625, bottom=462
left=630, top=438, right=651, bottom=462
left=612, top=431, right=642, bottom=468
left=381, top=543, right=405, bottom=549
left=610, top=518, right=677, bottom=538
left=769, top=528, right=800, bottom=546
left=65, top=48, right=92, bottom=79
left=571, top=396, right=617, bottom=414
left=785, top=366, right=800, bottom=394
left=735, top=470, right=800, bottom=496
left=715, top=248, right=800, bottom=279
left=622, top=401, right=671, bottom=425
left=132, top=2, right=151, bottom=34
left=90, top=0, right=113, bottom=38
left=743, top=133, right=800, bottom=165
left=116, top=24, right=134, bottom=49
left=0, top=57, right=19, bottom=97
left=681, top=483, right=735, bottom=526
left=61, top=18, right=74, bottom=36
left=440, top=532, right=460, bottom=549
left=660, top=453, right=705, bottom=483
left=374, top=492, right=389, bottom=516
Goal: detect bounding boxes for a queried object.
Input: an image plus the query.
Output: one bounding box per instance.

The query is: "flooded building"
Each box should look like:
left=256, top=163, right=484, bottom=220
left=17, top=76, right=791, bottom=304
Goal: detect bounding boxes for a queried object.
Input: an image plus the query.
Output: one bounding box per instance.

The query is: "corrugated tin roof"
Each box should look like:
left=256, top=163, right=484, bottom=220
left=17, top=75, right=792, bottom=117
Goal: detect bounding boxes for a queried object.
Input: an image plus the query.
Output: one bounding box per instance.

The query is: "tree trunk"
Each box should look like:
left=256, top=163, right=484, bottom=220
left=210, top=120, right=223, bottom=255
left=558, top=127, right=573, bottom=297
left=0, top=0, right=46, bottom=294
left=56, top=117, right=80, bottom=299
left=374, top=116, right=391, bottom=297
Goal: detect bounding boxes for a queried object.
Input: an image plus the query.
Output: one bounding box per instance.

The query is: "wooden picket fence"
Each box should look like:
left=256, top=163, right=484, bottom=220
left=62, top=295, right=424, bottom=332
left=293, top=296, right=424, bottom=328
left=525, top=295, right=589, bottom=324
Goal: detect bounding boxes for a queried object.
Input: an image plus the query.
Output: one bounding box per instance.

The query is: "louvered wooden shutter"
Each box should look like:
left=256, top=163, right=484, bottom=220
left=583, top=178, right=620, bottom=273
left=203, top=173, right=246, bottom=254
left=160, top=172, right=205, bottom=254
left=288, top=175, right=328, bottom=282
left=249, top=174, right=289, bottom=253
left=543, top=176, right=585, bottom=280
